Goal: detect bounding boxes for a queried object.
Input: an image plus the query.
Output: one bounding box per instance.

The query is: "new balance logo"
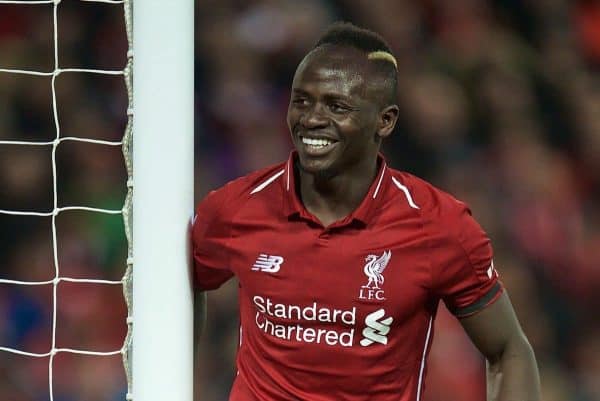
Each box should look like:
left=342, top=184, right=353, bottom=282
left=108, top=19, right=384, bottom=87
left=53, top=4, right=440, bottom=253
left=360, top=309, right=393, bottom=346
left=252, top=254, right=284, bottom=273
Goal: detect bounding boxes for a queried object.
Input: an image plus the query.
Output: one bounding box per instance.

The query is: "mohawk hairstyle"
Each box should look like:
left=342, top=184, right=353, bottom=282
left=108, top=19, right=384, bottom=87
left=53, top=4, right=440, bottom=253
left=314, top=21, right=394, bottom=56
left=313, top=22, right=398, bottom=104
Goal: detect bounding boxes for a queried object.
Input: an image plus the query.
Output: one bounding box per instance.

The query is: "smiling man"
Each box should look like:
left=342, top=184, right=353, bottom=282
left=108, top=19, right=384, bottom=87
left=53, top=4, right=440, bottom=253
left=193, top=22, right=541, bottom=401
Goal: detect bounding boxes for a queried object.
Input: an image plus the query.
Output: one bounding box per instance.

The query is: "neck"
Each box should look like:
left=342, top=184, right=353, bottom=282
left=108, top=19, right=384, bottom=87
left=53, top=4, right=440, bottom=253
left=297, top=154, right=379, bottom=225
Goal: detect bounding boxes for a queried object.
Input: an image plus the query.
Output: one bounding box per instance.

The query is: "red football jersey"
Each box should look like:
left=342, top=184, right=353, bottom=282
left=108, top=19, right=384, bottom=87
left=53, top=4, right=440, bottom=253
left=192, top=152, right=502, bottom=401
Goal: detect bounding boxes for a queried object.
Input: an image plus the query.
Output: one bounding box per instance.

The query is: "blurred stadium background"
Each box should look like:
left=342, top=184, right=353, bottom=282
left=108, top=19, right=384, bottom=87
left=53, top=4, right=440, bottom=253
left=1, top=0, right=599, bottom=400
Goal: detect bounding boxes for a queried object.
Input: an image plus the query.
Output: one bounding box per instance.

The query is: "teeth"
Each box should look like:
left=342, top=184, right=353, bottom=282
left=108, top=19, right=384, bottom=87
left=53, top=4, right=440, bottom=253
left=302, top=137, right=333, bottom=147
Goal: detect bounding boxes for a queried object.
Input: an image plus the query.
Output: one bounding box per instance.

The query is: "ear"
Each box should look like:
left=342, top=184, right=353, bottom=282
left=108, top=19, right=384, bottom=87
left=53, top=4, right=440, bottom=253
left=376, top=105, right=399, bottom=139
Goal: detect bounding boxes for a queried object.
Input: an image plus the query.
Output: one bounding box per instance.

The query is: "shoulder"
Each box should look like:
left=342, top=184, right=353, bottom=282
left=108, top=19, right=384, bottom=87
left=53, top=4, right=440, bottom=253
left=386, top=169, right=470, bottom=225
left=195, top=161, right=287, bottom=219
left=385, top=169, right=489, bottom=252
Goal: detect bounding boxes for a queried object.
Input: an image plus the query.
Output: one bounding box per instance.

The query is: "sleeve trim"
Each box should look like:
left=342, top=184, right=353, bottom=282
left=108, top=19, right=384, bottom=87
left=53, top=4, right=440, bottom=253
left=451, top=282, right=502, bottom=318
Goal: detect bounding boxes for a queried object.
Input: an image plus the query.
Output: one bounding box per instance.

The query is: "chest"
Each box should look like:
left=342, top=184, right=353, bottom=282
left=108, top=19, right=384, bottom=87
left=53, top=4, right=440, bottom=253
left=228, top=218, right=433, bottom=321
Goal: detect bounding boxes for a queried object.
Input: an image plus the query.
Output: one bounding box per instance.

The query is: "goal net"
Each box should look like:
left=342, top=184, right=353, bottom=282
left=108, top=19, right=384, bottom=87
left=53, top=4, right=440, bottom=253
left=0, top=0, right=133, bottom=400
left=0, top=1, right=194, bottom=400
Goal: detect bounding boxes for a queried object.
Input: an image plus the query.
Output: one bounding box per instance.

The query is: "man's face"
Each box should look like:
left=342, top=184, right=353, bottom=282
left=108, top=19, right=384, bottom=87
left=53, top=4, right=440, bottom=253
left=287, top=47, right=381, bottom=176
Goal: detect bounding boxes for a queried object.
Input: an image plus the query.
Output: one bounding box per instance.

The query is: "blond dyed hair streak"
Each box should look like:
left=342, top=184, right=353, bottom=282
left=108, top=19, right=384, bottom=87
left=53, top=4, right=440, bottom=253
left=367, top=51, right=398, bottom=70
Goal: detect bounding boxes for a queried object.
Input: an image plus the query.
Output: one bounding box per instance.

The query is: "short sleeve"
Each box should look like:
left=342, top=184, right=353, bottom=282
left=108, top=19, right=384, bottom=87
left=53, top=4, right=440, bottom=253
left=192, top=186, right=234, bottom=290
left=432, top=203, right=503, bottom=318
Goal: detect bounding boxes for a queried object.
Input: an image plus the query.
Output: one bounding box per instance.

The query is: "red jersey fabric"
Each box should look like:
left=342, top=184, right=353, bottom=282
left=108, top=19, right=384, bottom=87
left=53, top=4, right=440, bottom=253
left=192, top=152, right=503, bottom=401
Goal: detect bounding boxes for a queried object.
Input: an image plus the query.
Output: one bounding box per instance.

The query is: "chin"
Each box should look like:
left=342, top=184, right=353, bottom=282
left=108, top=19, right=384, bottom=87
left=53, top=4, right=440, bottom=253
left=298, top=158, right=338, bottom=180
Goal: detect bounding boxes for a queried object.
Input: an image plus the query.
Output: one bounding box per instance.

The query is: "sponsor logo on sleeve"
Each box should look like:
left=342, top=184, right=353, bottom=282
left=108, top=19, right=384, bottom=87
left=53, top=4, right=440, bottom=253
left=486, top=260, right=498, bottom=279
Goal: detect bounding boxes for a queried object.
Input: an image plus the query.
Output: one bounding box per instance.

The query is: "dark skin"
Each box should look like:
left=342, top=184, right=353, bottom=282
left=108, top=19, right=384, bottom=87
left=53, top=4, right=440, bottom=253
left=287, top=46, right=398, bottom=226
left=462, top=293, right=541, bottom=401
left=285, top=45, right=541, bottom=400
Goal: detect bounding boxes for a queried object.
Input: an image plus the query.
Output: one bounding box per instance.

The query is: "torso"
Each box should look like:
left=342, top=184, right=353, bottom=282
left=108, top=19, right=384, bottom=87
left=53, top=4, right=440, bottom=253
left=193, top=155, right=501, bottom=401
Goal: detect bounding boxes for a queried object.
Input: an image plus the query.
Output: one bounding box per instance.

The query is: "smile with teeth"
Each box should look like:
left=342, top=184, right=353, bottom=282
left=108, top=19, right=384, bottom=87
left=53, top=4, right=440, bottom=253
left=301, top=137, right=335, bottom=148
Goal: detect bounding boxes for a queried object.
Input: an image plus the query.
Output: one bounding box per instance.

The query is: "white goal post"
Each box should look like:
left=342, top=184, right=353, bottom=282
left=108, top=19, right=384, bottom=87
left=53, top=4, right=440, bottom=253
left=132, top=1, right=195, bottom=401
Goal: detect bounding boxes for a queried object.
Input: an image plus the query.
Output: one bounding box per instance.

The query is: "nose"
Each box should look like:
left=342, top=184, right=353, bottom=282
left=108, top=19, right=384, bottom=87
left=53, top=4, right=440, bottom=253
left=300, top=103, right=329, bottom=129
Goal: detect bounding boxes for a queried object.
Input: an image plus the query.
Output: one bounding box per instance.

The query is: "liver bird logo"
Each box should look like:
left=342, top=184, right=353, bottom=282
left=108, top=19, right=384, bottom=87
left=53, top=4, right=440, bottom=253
left=363, top=250, right=392, bottom=289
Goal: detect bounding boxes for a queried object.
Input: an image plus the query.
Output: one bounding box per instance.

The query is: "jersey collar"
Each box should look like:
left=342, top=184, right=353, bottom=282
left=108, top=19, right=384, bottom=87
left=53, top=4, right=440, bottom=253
left=281, top=151, right=389, bottom=227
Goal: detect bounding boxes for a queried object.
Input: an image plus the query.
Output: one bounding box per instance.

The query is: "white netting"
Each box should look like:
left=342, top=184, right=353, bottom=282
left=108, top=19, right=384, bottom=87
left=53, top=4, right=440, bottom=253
left=0, top=0, right=133, bottom=400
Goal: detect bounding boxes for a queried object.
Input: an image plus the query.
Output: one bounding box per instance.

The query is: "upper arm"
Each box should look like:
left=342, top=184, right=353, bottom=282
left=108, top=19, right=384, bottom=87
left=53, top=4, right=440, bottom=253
left=431, top=201, right=502, bottom=317
left=192, top=187, right=235, bottom=290
left=459, top=291, right=529, bottom=362
left=461, top=291, right=541, bottom=401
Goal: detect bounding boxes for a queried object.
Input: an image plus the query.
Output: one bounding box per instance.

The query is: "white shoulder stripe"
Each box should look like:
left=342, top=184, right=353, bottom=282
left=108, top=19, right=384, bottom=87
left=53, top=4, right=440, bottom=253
left=250, top=169, right=285, bottom=194
left=391, top=176, right=420, bottom=209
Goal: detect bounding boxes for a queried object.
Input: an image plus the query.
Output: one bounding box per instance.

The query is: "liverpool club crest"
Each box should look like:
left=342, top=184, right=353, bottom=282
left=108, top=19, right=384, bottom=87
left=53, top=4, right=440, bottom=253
left=359, top=250, right=391, bottom=301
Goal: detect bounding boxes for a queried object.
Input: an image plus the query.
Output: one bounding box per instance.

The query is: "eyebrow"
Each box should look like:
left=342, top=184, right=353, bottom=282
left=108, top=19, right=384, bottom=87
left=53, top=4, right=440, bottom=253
left=291, top=88, right=354, bottom=103
left=291, top=88, right=309, bottom=95
left=322, top=93, right=355, bottom=104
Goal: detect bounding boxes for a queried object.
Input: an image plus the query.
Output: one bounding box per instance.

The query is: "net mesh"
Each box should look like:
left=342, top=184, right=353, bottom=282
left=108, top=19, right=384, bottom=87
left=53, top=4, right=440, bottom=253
left=0, top=0, right=133, bottom=399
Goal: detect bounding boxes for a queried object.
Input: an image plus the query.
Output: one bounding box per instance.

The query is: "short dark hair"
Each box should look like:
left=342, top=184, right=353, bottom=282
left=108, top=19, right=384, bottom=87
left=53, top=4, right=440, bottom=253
left=314, top=21, right=394, bottom=55
left=313, top=22, right=398, bottom=105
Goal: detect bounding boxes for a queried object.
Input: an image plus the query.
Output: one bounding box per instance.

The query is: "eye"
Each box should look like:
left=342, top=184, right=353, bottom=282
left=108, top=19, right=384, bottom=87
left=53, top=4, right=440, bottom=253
left=329, top=102, right=350, bottom=113
left=291, top=97, right=309, bottom=107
